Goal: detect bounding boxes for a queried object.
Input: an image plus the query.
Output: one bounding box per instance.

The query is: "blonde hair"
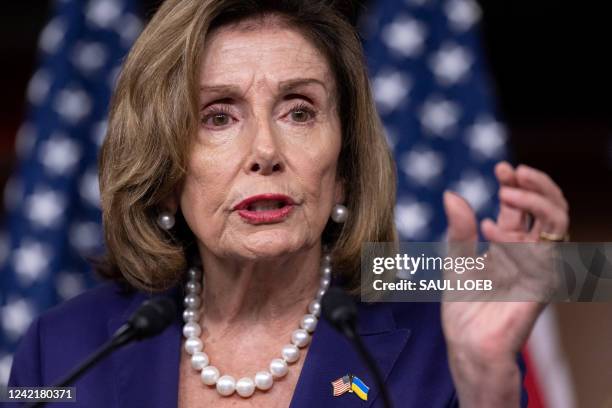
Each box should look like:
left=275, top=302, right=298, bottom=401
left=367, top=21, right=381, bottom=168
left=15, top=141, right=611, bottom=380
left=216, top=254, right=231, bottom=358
left=98, top=0, right=397, bottom=293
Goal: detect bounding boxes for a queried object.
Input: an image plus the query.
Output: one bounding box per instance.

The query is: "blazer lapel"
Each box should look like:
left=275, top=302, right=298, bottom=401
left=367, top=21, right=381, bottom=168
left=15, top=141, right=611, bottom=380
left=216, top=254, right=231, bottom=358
left=289, top=302, right=411, bottom=408
left=106, top=286, right=410, bottom=408
left=107, top=285, right=183, bottom=408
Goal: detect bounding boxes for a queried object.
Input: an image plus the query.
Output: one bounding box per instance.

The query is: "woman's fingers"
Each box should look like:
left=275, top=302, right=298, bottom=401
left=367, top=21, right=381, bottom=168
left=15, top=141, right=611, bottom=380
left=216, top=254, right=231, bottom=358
left=499, top=186, right=569, bottom=238
left=515, top=165, right=568, bottom=211
left=481, top=218, right=528, bottom=242
left=495, top=161, right=517, bottom=186
left=494, top=161, right=530, bottom=232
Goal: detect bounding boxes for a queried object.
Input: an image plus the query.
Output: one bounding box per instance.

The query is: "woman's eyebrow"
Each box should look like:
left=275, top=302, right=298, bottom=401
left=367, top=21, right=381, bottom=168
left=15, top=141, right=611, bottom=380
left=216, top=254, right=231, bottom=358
left=277, top=77, right=328, bottom=93
left=199, top=77, right=327, bottom=97
left=200, top=84, right=242, bottom=96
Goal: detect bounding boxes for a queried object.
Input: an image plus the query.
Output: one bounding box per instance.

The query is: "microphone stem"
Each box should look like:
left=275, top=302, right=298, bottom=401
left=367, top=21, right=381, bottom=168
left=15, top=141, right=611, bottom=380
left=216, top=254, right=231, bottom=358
left=342, top=322, right=394, bottom=408
left=26, top=325, right=136, bottom=408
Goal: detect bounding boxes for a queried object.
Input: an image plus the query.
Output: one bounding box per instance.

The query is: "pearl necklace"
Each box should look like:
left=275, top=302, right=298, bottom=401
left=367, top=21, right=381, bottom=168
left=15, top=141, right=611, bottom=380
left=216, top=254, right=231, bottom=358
left=181, top=253, right=332, bottom=398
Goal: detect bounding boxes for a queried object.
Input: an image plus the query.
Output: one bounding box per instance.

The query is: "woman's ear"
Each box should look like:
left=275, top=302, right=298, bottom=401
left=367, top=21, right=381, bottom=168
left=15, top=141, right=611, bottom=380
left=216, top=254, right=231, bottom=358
left=161, top=188, right=180, bottom=214
left=334, top=177, right=346, bottom=204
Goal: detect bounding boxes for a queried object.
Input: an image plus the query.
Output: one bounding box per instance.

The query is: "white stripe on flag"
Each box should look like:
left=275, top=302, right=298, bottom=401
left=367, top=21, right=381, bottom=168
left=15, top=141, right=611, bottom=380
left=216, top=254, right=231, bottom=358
left=527, top=305, right=576, bottom=408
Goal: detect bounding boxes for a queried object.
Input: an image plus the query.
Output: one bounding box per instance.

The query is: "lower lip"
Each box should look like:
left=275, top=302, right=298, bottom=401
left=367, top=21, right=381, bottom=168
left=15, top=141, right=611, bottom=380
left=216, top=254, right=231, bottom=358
left=237, top=205, right=294, bottom=224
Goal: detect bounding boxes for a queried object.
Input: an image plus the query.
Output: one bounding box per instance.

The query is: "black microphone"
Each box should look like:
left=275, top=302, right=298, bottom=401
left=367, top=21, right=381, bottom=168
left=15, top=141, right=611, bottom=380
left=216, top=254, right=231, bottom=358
left=28, top=297, right=176, bottom=408
left=321, top=287, right=393, bottom=408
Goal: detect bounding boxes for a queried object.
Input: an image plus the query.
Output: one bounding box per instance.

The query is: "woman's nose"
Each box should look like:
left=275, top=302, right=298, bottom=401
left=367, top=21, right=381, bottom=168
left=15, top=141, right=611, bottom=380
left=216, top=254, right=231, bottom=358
left=250, top=161, right=282, bottom=173
left=246, top=120, right=283, bottom=175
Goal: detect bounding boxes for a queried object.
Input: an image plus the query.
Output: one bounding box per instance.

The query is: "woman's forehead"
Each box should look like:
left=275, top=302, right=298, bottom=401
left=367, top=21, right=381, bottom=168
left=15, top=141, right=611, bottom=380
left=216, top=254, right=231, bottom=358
left=199, top=23, right=333, bottom=92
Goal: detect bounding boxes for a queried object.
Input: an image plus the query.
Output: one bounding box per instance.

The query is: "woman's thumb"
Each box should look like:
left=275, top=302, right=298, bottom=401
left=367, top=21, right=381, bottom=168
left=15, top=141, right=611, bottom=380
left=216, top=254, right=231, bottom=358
left=443, top=190, right=478, bottom=243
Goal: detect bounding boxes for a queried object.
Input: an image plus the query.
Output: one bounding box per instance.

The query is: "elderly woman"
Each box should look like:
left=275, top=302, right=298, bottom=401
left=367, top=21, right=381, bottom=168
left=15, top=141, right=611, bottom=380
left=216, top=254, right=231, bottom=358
left=8, top=0, right=569, bottom=407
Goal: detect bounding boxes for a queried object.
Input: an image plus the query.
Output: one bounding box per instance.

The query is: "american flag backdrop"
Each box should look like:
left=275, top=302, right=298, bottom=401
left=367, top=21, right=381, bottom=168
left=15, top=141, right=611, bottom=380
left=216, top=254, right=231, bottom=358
left=360, top=0, right=506, bottom=241
left=0, top=0, right=142, bottom=385
left=0, top=1, right=575, bottom=405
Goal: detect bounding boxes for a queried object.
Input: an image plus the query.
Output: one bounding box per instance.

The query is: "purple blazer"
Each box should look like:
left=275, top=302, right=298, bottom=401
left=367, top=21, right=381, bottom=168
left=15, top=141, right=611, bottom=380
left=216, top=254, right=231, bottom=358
left=7, top=281, right=528, bottom=407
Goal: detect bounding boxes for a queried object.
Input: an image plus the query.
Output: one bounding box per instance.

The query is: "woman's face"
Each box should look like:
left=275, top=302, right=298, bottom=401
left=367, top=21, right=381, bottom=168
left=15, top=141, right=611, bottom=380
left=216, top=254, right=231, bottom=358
left=178, top=19, right=343, bottom=261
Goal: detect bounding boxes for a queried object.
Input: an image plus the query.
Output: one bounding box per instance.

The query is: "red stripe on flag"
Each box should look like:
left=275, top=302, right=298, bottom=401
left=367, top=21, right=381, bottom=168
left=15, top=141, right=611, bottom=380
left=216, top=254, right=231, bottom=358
left=522, top=347, right=547, bottom=408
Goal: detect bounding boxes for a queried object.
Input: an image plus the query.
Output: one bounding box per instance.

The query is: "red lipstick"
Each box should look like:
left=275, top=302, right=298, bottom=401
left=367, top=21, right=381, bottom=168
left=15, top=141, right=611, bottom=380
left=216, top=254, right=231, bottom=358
left=233, top=194, right=295, bottom=224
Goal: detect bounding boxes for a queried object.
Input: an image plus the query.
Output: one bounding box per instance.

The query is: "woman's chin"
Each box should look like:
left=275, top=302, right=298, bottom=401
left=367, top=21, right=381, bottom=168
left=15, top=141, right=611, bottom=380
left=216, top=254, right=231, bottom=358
left=233, top=231, right=306, bottom=260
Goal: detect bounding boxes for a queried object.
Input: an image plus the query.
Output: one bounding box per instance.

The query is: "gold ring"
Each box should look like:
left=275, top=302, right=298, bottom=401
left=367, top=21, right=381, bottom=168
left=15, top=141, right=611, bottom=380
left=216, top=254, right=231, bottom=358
left=539, top=231, right=569, bottom=242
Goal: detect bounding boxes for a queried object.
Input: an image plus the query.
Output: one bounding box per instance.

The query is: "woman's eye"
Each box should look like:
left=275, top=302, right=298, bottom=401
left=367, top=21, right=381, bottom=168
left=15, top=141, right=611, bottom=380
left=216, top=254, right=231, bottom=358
left=209, top=113, right=230, bottom=126
left=202, top=104, right=315, bottom=127
left=202, top=107, right=233, bottom=128
left=290, top=104, right=315, bottom=123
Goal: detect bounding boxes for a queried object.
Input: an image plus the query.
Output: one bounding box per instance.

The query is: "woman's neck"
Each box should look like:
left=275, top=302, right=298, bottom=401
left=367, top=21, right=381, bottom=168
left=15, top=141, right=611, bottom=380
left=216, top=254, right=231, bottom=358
left=197, top=244, right=323, bottom=328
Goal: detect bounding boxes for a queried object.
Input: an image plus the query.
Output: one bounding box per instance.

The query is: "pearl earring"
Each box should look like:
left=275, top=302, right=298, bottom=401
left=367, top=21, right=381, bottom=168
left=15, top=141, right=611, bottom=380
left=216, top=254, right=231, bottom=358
left=331, top=204, right=348, bottom=223
left=157, top=211, right=175, bottom=230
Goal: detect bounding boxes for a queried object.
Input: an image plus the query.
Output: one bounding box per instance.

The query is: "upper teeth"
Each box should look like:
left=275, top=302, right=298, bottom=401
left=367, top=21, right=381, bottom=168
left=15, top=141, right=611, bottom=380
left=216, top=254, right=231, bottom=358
left=249, top=200, right=283, bottom=211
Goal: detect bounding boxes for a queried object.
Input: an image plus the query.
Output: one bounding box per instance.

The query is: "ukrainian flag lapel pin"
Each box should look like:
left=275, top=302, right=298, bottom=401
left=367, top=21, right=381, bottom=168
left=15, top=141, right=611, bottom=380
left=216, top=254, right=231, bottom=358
left=331, top=374, right=370, bottom=401
left=350, top=375, right=370, bottom=401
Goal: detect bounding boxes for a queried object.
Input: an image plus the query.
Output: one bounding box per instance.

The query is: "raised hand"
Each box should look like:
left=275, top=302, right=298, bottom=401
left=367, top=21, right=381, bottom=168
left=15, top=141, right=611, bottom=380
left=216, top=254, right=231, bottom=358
left=440, top=161, right=569, bottom=407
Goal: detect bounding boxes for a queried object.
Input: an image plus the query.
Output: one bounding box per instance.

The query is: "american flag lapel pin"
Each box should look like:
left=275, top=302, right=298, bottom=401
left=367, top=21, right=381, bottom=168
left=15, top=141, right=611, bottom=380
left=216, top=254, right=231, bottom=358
left=331, top=374, right=352, bottom=397
left=331, top=374, right=370, bottom=400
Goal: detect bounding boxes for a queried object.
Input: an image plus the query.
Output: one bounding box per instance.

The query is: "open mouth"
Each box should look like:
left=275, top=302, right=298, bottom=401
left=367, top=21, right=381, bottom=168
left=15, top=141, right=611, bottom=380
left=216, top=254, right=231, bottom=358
left=246, top=200, right=287, bottom=212
left=233, top=194, right=295, bottom=224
